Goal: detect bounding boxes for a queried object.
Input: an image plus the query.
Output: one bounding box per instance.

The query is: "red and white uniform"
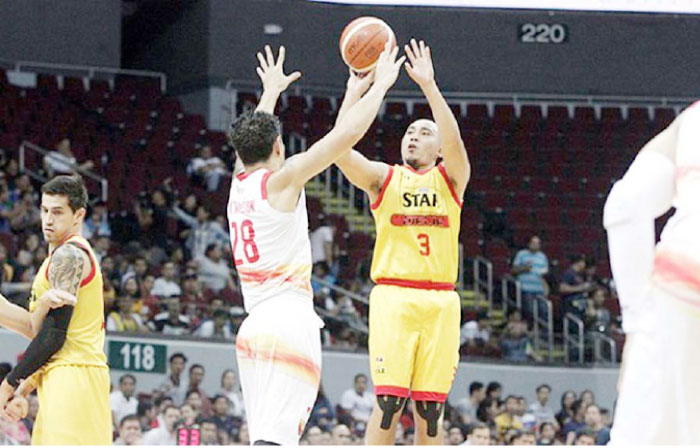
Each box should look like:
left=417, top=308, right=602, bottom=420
left=227, top=168, right=323, bottom=445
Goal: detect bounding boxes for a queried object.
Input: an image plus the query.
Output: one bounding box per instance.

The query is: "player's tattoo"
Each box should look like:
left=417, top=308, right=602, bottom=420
left=48, top=244, right=85, bottom=297
left=376, top=396, right=406, bottom=429
left=415, top=401, right=444, bottom=437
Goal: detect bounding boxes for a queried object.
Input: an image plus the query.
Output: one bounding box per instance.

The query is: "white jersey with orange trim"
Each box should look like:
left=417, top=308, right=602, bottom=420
left=227, top=168, right=313, bottom=313
left=652, top=102, right=700, bottom=310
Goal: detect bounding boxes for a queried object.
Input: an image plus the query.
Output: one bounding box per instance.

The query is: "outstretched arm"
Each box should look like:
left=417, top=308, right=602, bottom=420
left=405, top=39, right=470, bottom=197
left=266, top=44, right=404, bottom=210
left=333, top=71, right=391, bottom=202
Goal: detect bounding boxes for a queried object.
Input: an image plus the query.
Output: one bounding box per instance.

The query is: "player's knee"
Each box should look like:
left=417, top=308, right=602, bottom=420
left=414, top=400, right=444, bottom=438
left=376, top=395, right=406, bottom=430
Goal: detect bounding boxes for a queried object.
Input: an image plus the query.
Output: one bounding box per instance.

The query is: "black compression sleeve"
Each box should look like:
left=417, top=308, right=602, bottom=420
left=6, top=305, right=74, bottom=388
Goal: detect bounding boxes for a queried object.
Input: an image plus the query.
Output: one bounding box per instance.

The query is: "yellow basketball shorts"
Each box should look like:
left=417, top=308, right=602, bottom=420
left=369, top=284, right=460, bottom=402
left=33, top=364, right=112, bottom=445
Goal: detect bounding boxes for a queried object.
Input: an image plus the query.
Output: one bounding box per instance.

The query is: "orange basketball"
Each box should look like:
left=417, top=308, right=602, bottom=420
left=339, top=17, right=396, bottom=73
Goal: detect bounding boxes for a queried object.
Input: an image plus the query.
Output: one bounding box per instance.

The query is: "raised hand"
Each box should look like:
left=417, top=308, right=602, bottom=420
left=38, top=289, right=77, bottom=310
left=345, top=68, right=376, bottom=99
left=373, top=41, right=406, bottom=91
left=256, top=45, right=302, bottom=94
left=404, top=38, right=435, bottom=88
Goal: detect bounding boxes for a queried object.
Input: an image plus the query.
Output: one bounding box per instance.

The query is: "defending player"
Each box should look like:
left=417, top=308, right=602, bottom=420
left=228, top=44, right=403, bottom=445
left=333, top=39, right=470, bottom=445
left=0, top=174, right=112, bottom=445
left=605, top=102, right=700, bottom=444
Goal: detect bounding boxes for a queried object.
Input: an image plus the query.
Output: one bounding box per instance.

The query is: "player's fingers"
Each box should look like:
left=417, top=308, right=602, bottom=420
left=410, top=38, right=420, bottom=58
left=404, top=61, right=415, bottom=77
left=395, top=55, right=407, bottom=69
left=264, top=45, right=275, bottom=67
left=419, top=40, right=426, bottom=56
left=287, top=71, right=302, bottom=83
left=277, top=45, right=286, bottom=66
left=404, top=44, right=416, bottom=63
left=51, top=290, right=77, bottom=305
left=256, top=52, right=268, bottom=70
left=256, top=67, right=264, bottom=80
left=425, top=45, right=432, bottom=59
left=389, top=44, right=399, bottom=63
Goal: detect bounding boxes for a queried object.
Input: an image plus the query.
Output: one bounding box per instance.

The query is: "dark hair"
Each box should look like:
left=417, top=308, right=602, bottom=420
left=199, top=417, right=217, bottom=428
left=137, top=401, right=153, bottom=417
left=449, top=425, right=465, bottom=437
left=119, top=374, right=136, bottom=385
left=205, top=243, right=219, bottom=257
left=119, top=414, right=140, bottom=428
left=154, top=395, right=173, bottom=408
left=186, top=390, right=201, bottom=400
left=469, top=381, right=484, bottom=396
left=560, top=390, right=576, bottom=410
left=476, top=398, right=494, bottom=424
left=571, top=399, right=585, bottom=415
left=354, top=373, right=367, bottom=383
left=536, top=384, right=552, bottom=393
left=0, top=362, right=12, bottom=382
left=221, top=368, right=236, bottom=387
left=41, top=174, right=88, bottom=212
left=467, top=422, right=489, bottom=436
left=169, top=352, right=187, bottom=363
left=575, top=428, right=596, bottom=442
left=228, top=111, right=281, bottom=165
left=189, top=363, right=204, bottom=374
left=212, top=394, right=230, bottom=405
left=486, top=382, right=502, bottom=395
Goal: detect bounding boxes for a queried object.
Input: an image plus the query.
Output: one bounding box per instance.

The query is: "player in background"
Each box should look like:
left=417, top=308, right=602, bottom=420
left=227, top=44, right=404, bottom=445
left=333, top=39, right=470, bottom=445
left=0, top=174, right=112, bottom=444
left=605, top=102, right=700, bottom=444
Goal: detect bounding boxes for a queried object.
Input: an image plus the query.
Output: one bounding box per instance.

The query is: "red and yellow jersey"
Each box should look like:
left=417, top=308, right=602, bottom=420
left=370, top=163, right=463, bottom=289
left=29, top=234, right=107, bottom=368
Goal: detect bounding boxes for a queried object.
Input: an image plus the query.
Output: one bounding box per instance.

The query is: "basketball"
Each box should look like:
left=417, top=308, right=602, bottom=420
left=339, top=16, right=396, bottom=73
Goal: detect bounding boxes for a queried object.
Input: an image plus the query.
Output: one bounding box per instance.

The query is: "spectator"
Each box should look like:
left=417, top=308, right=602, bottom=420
left=311, top=261, right=336, bottom=297
left=154, top=396, right=174, bottom=428
left=219, top=369, right=245, bottom=419
left=10, top=191, right=40, bottom=231
left=573, top=429, right=596, bottom=446
left=448, top=425, right=465, bottom=445
left=460, top=311, right=491, bottom=348
left=187, top=364, right=213, bottom=417
left=187, top=145, right=228, bottom=192
left=158, top=352, right=188, bottom=405
left=518, top=396, right=536, bottom=432
left=43, top=138, right=94, bottom=177
left=211, top=395, right=238, bottom=438
left=500, top=318, right=539, bottom=362
left=194, top=309, right=234, bottom=339
left=454, top=381, right=485, bottom=424
left=196, top=243, right=236, bottom=293
left=172, top=203, right=228, bottom=259
left=237, top=422, right=250, bottom=445
left=304, top=426, right=324, bottom=445
left=494, top=396, right=524, bottom=440
left=465, top=422, right=491, bottom=445
left=181, top=269, right=206, bottom=312
left=511, top=235, right=549, bottom=318
left=309, top=385, right=335, bottom=432
left=528, top=384, right=555, bottom=427
left=137, top=401, right=156, bottom=433
left=583, top=404, right=610, bottom=445
left=331, top=424, right=354, bottom=445
left=142, top=405, right=181, bottom=445
left=562, top=400, right=587, bottom=444
left=110, top=374, right=139, bottom=427
left=537, top=421, right=558, bottom=445
left=114, top=414, right=143, bottom=446
left=486, top=382, right=503, bottom=402
left=180, top=402, right=200, bottom=428
left=340, top=373, right=375, bottom=425
left=151, top=298, right=191, bottom=335
left=555, top=390, right=576, bottom=428
left=310, top=215, right=335, bottom=269
left=151, top=261, right=182, bottom=298
left=585, top=287, right=612, bottom=333
left=559, top=256, right=594, bottom=319
left=508, top=430, right=536, bottom=445
left=107, top=296, right=148, bottom=332
left=199, top=418, right=220, bottom=445
left=83, top=201, right=111, bottom=240
left=580, top=390, right=595, bottom=409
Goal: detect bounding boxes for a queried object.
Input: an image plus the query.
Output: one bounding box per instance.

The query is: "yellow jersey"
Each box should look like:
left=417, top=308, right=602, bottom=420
left=29, top=234, right=107, bottom=368
left=370, top=163, right=463, bottom=289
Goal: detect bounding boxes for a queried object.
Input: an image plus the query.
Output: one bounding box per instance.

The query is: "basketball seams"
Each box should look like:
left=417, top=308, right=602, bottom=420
left=340, top=18, right=395, bottom=72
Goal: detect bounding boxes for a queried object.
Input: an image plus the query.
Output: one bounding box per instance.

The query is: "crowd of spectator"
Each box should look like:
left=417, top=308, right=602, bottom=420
left=0, top=354, right=612, bottom=446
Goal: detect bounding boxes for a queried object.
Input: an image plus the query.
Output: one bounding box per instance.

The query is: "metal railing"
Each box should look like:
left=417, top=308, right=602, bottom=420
left=592, top=333, right=617, bottom=364
left=19, top=141, right=109, bottom=203
left=532, top=296, right=554, bottom=361
left=563, top=313, right=585, bottom=364
left=473, top=256, right=493, bottom=311
left=0, top=59, right=167, bottom=93
left=501, top=275, right=521, bottom=314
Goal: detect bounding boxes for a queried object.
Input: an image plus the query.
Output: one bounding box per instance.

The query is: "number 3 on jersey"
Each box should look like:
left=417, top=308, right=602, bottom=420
left=231, top=220, right=260, bottom=265
left=417, top=233, right=430, bottom=256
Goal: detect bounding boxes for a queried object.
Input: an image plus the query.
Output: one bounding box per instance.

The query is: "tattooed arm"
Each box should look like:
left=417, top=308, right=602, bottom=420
left=2, top=244, right=88, bottom=391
